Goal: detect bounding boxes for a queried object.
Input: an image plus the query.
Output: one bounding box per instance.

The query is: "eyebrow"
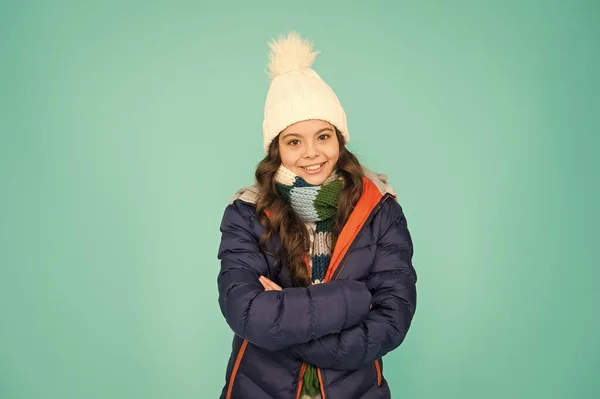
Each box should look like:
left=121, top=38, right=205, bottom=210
left=281, top=127, right=334, bottom=140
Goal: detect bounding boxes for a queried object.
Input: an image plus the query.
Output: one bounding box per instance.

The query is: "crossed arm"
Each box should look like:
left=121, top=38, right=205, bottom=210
left=217, top=200, right=417, bottom=368
left=217, top=202, right=373, bottom=351
left=274, top=203, right=417, bottom=370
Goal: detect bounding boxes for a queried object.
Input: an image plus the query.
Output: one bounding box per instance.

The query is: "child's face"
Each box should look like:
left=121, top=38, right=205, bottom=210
left=278, top=119, right=340, bottom=185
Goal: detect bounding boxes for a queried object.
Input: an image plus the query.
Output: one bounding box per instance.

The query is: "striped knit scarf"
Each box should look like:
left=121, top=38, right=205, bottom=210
left=274, top=164, right=343, bottom=283
left=274, top=164, right=343, bottom=398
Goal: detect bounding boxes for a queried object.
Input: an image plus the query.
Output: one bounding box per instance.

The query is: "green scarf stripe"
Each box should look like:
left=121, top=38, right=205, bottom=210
left=314, top=179, right=343, bottom=220
left=303, top=366, right=320, bottom=396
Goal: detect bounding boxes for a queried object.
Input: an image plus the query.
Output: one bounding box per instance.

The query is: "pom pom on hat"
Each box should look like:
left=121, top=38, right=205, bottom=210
left=262, top=31, right=349, bottom=153
left=266, top=31, right=320, bottom=80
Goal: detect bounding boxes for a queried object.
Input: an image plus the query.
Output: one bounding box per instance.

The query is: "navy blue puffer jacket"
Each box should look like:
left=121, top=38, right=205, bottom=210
left=217, top=169, right=418, bottom=399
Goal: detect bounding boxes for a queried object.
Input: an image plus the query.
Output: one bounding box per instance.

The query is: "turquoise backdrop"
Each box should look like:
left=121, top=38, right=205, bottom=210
left=1, top=0, right=598, bottom=398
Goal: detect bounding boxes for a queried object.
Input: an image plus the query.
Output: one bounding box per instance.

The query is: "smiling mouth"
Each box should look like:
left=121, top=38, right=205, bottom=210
left=300, top=162, right=326, bottom=172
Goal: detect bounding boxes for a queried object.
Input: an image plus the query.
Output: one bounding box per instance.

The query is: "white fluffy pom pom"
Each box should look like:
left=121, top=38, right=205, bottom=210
left=266, top=31, right=320, bottom=80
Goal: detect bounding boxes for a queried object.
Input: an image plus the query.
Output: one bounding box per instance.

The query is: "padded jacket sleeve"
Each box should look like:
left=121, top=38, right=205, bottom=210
left=217, top=201, right=373, bottom=351
left=286, top=200, right=417, bottom=370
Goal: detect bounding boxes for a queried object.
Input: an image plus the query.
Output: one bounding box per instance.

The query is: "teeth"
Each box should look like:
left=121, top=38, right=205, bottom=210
left=303, top=163, right=323, bottom=171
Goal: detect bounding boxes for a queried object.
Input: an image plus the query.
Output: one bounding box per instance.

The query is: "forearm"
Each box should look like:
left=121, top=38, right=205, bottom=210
left=287, top=277, right=417, bottom=369
left=219, top=271, right=372, bottom=350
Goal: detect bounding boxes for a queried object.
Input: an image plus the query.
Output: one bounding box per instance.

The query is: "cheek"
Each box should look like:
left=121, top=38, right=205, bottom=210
left=325, top=146, right=340, bottom=162
left=279, top=147, right=296, bottom=168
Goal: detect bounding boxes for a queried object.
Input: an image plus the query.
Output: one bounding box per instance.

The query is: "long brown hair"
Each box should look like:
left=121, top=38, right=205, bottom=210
left=254, top=128, right=364, bottom=287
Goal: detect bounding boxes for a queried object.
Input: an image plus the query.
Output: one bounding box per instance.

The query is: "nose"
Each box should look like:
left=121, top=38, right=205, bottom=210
left=304, top=141, right=319, bottom=158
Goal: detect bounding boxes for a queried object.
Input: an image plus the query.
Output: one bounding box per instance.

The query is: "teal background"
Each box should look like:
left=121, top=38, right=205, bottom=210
left=1, top=0, right=599, bottom=398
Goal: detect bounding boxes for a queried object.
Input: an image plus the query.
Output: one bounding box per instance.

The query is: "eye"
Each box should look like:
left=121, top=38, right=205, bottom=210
left=318, top=134, right=330, bottom=140
left=288, top=139, right=300, bottom=146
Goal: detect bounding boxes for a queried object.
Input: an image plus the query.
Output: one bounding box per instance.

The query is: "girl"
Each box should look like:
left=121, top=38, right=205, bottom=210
left=217, top=31, right=417, bottom=399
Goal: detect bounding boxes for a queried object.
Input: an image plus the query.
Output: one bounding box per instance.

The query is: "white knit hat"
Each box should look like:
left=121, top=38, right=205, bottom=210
left=262, top=31, right=349, bottom=153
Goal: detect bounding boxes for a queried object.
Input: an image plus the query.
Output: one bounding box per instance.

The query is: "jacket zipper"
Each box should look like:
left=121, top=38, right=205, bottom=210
left=226, top=339, right=249, bottom=399
left=374, top=359, right=382, bottom=386
left=331, top=193, right=392, bottom=281
left=309, top=193, right=391, bottom=398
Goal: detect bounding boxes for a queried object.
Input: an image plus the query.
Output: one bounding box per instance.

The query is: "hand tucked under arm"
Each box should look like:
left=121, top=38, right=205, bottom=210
left=217, top=202, right=372, bottom=351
